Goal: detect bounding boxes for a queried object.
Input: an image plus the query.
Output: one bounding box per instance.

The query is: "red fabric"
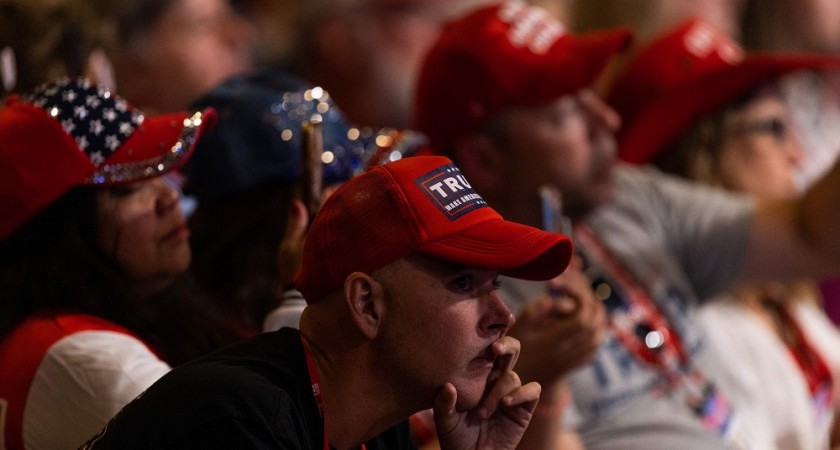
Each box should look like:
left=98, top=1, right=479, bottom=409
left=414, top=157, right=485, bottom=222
left=414, top=0, right=632, bottom=150
left=294, top=156, right=573, bottom=302
left=408, top=410, right=436, bottom=446
left=0, top=82, right=216, bottom=239
left=0, top=100, right=93, bottom=239
left=774, top=305, right=834, bottom=398
left=606, top=18, right=840, bottom=165
left=0, top=312, right=148, bottom=450
left=105, top=109, right=214, bottom=167
left=819, top=276, right=840, bottom=326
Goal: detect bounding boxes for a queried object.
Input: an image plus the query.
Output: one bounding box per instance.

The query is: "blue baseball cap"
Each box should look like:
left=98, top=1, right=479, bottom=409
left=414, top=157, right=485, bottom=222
left=183, top=71, right=386, bottom=200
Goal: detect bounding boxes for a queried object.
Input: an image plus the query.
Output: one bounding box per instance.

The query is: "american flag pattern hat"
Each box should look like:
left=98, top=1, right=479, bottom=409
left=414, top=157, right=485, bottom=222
left=0, top=77, right=216, bottom=238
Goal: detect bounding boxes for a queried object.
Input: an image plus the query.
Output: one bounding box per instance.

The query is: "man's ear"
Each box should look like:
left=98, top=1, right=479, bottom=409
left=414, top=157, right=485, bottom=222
left=344, top=272, right=383, bottom=340
left=451, top=134, right=505, bottom=197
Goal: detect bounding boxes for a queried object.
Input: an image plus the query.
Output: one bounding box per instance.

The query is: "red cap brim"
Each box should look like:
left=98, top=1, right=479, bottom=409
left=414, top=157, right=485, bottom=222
left=85, top=107, right=217, bottom=185
left=418, top=218, right=573, bottom=281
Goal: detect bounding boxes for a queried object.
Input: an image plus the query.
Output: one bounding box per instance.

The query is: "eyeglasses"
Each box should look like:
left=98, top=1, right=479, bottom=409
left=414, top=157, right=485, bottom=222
left=727, top=117, right=789, bottom=141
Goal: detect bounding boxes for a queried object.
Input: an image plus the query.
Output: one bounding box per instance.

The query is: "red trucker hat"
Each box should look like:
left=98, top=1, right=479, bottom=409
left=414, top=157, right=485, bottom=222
left=294, top=155, right=573, bottom=302
left=414, top=0, right=632, bottom=150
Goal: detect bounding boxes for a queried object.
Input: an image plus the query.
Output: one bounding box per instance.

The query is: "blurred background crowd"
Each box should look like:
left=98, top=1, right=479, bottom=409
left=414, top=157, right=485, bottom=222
left=6, top=0, right=840, bottom=449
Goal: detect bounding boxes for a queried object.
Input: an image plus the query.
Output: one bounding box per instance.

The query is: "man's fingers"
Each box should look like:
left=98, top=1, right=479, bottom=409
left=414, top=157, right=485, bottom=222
left=432, top=382, right=458, bottom=429
left=492, top=336, right=521, bottom=373
left=477, top=371, right=538, bottom=418
left=549, top=295, right=579, bottom=315
left=502, top=381, right=541, bottom=409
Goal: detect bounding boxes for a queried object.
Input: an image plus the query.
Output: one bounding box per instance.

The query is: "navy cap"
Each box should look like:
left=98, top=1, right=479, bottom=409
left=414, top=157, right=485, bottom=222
left=183, top=71, right=382, bottom=200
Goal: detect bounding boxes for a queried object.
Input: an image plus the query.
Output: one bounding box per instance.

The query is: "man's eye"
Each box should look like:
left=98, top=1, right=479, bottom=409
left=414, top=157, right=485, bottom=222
left=453, top=275, right=473, bottom=292
left=729, top=117, right=789, bottom=141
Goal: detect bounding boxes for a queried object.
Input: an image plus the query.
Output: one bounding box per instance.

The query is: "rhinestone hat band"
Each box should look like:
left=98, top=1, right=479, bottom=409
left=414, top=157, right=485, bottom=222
left=22, top=77, right=203, bottom=185
left=85, top=112, right=205, bottom=185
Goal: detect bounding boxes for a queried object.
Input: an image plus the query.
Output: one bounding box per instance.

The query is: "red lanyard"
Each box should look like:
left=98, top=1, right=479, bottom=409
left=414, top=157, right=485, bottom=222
left=302, top=335, right=324, bottom=417
left=301, top=335, right=367, bottom=450
left=574, top=225, right=737, bottom=432
left=769, top=301, right=834, bottom=397
left=575, top=224, right=690, bottom=373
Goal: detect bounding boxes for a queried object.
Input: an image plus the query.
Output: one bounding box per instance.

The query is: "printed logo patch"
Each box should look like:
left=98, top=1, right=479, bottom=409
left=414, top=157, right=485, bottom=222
left=416, top=164, right=487, bottom=220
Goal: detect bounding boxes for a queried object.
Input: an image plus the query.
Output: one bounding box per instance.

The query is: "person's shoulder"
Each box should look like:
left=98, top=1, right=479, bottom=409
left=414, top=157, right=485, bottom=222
left=593, top=163, right=675, bottom=221
left=13, top=311, right=134, bottom=337
left=613, top=162, right=745, bottom=206
left=43, top=328, right=169, bottom=377
left=192, top=327, right=304, bottom=365
left=2, top=311, right=152, bottom=361
left=613, top=163, right=680, bottom=190
left=263, top=296, right=306, bottom=332
left=139, top=328, right=307, bottom=403
left=83, top=329, right=316, bottom=448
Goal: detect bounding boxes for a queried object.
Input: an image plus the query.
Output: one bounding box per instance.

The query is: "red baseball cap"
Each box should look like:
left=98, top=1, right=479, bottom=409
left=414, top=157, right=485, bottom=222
left=607, top=18, right=840, bottom=165
left=294, top=155, right=573, bottom=303
left=413, top=0, right=632, bottom=150
left=0, top=77, right=217, bottom=239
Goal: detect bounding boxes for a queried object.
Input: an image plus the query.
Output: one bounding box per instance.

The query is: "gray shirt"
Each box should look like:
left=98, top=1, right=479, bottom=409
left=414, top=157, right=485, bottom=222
left=503, top=164, right=755, bottom=450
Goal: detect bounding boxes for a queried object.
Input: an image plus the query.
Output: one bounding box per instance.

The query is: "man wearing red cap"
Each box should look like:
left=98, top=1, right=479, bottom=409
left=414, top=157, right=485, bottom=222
left=81, top=155, right=574, bottom=449
left=413, top=1, right=840, bottom=448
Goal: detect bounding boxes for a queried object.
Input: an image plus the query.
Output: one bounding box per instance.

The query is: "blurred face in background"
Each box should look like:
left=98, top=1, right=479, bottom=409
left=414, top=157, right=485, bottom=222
left=303, top=0, right=493, bottom=128
left=717, top=89, right=804, bottom=199
left=97, top=175, right=191, bottom=295
left=488, top=90, right=621, bottom=223
left=115, top=0, right=255, bottom=114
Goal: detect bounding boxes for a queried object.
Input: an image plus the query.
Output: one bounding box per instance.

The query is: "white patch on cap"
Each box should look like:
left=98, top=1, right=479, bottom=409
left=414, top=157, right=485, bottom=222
left=499, top=0, right=565, bottom=54
left=684, top=21, right=744, bottom=65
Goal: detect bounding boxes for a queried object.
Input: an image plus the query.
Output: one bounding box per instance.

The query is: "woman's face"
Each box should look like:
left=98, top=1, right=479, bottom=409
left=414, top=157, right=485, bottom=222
left=717, top=91, right=805, bottom=199
left=96, top=174, right=191, bottom=294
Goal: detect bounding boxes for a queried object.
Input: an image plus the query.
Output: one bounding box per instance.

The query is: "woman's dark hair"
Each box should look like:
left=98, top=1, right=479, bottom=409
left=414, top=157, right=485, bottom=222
left=188, top=181, right=295, bottom=334
left=0, top=185, right=242, bottom=366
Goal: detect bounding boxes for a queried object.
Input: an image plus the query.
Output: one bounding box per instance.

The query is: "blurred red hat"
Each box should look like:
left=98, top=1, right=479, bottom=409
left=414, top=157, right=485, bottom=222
left=414, top=0, right=632, bottom=151
left=607, top=18, right=840, bottom=165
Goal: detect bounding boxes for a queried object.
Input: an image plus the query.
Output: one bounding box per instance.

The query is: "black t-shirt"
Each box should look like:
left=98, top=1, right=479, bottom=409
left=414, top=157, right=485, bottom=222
left=80, top=328, right=417, bottom=449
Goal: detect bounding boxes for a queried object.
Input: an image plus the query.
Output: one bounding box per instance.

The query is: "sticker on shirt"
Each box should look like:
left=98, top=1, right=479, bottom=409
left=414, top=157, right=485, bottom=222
left=813, top=381, right=834, bottom=441
left=654, top=372, right=732, bottom=435
left=416, top=163, right=487, bottom=220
